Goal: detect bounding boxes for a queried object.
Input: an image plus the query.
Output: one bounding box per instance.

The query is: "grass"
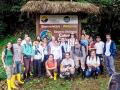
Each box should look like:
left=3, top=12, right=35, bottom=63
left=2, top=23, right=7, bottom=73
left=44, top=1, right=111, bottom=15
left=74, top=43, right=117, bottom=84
left=0, top=35, right=120, bottom=90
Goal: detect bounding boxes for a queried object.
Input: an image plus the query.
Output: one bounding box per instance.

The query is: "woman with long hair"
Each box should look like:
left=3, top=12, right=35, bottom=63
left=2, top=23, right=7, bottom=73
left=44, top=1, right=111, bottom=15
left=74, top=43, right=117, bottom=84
left=1, top=42, right=17, bottom=90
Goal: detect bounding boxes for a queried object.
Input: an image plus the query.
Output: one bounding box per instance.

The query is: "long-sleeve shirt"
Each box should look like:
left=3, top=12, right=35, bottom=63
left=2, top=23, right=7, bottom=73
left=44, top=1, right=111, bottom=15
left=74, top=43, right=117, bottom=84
left=50, top=46, right=62, bottom=60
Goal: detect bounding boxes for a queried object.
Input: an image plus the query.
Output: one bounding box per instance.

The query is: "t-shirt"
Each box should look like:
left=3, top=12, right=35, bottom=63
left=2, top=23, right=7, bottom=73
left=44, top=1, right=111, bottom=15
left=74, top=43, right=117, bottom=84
left=13, top=44, right=22, bottom=61
left=105, top=40, right=111, bottom=56
left=47, top=60, right=56, bottom=69
left=80, top=39, right=89, bottom=47
left=4, top=49, right=13, bottom=66
left=94, top=41, right=104, bottom=54
left=61, top=58, right=75, bottom=68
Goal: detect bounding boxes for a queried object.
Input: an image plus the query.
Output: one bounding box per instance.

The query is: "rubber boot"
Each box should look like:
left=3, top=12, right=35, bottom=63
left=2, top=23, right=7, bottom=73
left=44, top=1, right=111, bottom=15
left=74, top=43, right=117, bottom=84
left=16, top=73, right=24, bottom=84
left=54, top=72, right=57, bottom=80
left=11, top=75, right=18, bottom=89
left=7, top=79, right=12, bottom=90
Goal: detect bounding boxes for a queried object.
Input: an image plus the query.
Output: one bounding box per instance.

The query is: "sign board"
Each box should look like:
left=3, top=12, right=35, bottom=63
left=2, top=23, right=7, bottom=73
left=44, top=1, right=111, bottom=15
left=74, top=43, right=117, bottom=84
left=39, top=15, right=78, bottom=41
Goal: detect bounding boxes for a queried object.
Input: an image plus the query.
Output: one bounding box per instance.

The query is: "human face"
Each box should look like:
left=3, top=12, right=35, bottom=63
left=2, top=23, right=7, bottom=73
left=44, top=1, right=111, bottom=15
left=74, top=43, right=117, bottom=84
left=65, top=53, right=70, bottom=59
left=90, top=51, right=96, bottom=58
left=89, top=37, right=93, bottom=42
left=17, top=38, right=22, bottom=45
left=25, top=37, right=31, bottom=44
left=71, top=34, right=75, bottom=38
left=25, top=34, right=28, bottom=39
left=106, top=35, right=111, bottom=41
left=96, top=37, right=100, bottom=42
left=82, top=30, right=86, bottom=34
left=7, top=42, right=12, bottom=49
left=81, top=35, right=85, bottom=39
left=43, top=38, right=47, bottom=43
left=49, top=55, right=54, bottom=61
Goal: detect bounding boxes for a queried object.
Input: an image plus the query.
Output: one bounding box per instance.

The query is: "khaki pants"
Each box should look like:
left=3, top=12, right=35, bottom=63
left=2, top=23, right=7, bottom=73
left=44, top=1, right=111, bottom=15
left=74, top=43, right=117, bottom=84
left=74, top=56, right=85, bottom=69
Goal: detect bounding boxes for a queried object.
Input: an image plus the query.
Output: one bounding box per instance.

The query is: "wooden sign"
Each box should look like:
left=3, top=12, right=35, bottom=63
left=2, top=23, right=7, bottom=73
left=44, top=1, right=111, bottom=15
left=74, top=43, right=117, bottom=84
left=39, top=15, right=78, bottom=41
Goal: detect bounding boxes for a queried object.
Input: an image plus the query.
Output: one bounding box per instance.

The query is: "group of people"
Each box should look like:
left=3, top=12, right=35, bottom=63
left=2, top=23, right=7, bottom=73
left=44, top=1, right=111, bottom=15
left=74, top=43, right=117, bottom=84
left=1, top=30, right=117, bottom=90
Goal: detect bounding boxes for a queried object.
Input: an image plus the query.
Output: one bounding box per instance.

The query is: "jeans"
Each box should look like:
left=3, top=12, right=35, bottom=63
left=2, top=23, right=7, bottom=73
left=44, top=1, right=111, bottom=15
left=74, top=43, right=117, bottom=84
left=85, top=67, right=100, bottom=77
left=41, top=55, right=49, bottom=75
left=14, top=61, right=22, bottom=74
left=96, top=54, right=104, bottom=74
left=33, top=60, right=42, bottom=77
left=105, top=56, right=115, bottom=76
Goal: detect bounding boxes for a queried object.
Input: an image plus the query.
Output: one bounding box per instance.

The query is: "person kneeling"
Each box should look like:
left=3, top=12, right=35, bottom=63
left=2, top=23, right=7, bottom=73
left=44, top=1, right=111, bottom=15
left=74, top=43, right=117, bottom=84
left=45, top=54, right=57, bottom=80
left=60, top=52, right=75, bottom=79
left=85, top=50, right=101, bottom=79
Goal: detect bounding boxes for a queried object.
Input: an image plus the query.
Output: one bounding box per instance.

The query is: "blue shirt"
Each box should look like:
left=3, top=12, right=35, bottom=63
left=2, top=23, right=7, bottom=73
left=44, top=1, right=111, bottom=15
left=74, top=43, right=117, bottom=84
left=80, top=39, right=89, bottom=46
left=22, top=43, right=33, bottom=56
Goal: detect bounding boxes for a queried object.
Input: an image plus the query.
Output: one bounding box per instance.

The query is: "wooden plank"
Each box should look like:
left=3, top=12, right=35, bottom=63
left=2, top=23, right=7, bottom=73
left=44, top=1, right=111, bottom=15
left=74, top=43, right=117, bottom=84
left=36, top=14, right=40, bottom=36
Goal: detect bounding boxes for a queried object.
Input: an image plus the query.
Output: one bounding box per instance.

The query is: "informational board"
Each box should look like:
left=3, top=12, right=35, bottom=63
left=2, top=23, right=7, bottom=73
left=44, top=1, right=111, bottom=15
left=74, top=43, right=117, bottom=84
left=39, top=15, right=78, bottom=41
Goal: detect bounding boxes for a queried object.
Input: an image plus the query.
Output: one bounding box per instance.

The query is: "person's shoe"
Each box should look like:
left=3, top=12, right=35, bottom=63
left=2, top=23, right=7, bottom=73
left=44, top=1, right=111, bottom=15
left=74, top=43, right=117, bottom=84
left=82, top=70, right=85, bottom=79
left=7, top=79, right=12, bottom=90
left=16, top=73, right=24, bottom=84
left=11, top=75, right=18, bottom=89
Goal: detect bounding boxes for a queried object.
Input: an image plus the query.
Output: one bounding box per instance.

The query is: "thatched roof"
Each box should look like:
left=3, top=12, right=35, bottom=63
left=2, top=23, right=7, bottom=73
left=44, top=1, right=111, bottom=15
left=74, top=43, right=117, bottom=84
left=21, top=1, right=100, bottom=14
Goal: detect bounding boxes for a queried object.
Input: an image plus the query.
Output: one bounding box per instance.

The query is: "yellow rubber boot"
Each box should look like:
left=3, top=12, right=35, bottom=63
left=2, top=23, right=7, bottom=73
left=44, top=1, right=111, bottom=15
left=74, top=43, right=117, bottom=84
left=7, top=79, right=12, bottom=90
left=54, top=72, right=57, bottom=80
left=11, top=75, right=18, bottom=89
left=17, top=73, right=24, bottom=84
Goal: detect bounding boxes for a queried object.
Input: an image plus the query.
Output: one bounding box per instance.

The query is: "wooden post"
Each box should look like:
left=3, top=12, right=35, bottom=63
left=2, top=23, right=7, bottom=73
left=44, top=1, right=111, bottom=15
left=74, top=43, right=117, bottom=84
left=36, top=14, right=39, bottom=36
left=78, top=15, right=81, bottom=40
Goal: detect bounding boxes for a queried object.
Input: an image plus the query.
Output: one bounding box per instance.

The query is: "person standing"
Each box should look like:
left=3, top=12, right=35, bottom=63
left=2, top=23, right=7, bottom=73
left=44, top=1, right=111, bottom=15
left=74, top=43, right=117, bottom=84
left=41, top=37, right=49, bottom=75
left=71, top=39, right=87, bottom=77
left=80, top=34, right=89, bottom=55
left=60, top=38, right=71, bottom=59
left=33, top=39, right=44, bottom=77
left=13, top=38, right=24, bottom=84
left=104, top=34, right=117, bottom=76
left=1, top=42, right=17, bottom=90
left=50, top=40, right=62, bottom=75
left=22, top=37, right=33, bottom=81
left=94, top=36, right=104, bottom=74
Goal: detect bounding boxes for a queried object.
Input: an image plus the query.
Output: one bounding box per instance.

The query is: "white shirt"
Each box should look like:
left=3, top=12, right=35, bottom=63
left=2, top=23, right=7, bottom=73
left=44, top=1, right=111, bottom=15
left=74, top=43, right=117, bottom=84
left=51, top=46, right=62, bottom=60
left=95, top=41, right=104, bottom=54
left=105, top=40, right=111, bottom=56
left=61, top=58, right=75, bottom=68
left=33, top=45, right=44, bottom=61
left=60, top=42, right=71, bottom=53
left=86, top=56, right=100, bottom=67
